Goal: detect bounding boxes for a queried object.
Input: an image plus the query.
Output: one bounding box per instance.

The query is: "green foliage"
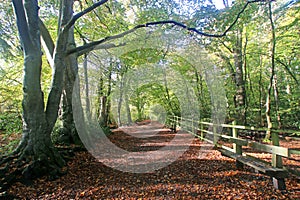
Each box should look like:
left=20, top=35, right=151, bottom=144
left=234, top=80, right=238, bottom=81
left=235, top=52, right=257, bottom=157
left=262, top=138, right=272, bottom=144
left=120, top=48, right=164, bottom=66
left=1, top=138, right=19, bottom=154
left=75, top=0, right=129, bottom=41
left=100, top=125, right=112, bottom=136
left=51, top=119, right=63, bottom=144
left=0, top=112, right=22, bottom=134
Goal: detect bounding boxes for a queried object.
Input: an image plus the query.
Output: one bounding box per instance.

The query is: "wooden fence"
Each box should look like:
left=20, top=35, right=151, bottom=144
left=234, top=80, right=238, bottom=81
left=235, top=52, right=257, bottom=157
left=169, top=115, right=300, bottom=190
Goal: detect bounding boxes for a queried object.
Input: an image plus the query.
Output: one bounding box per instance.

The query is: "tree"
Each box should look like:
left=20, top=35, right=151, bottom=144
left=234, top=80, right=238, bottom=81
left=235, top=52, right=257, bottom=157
left=265, top=1, right=276, bottom=140
left=0, top=0, right=109, bottom=190
left=206, top=0, right=260, bottom=125
left=57, top=0, right=82, bottom=145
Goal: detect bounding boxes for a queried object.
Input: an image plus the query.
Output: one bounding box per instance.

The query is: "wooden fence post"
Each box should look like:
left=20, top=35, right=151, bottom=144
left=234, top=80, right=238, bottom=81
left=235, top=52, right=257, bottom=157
left=271, top=131, right=282, bottom=168
left=175, top=116, right=177, bottom=129
left=232, top=120, right=243, bottom=169
left=200, top=122, right=204, bottom=141
left=213, top=124, right=217, bottom=145
left=271, top=131, right=286, bottom=190
left=172, top=115, right=176, bottom=132
left=192, top=118, right=194, bottom=134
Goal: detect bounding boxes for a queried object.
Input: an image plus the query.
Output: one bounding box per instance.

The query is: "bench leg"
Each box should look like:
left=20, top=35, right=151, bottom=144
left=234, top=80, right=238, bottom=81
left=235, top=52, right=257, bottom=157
left=272, top=177, right=286, bottom=190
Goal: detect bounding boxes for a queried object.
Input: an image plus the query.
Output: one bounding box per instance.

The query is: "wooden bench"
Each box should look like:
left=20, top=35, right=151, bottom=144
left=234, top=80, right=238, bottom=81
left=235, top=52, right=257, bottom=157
left=220, top=149, right=288, bottom=188
left=219, top=142, right=289, bottom=190
left=169, top=116, right=297, bottom=191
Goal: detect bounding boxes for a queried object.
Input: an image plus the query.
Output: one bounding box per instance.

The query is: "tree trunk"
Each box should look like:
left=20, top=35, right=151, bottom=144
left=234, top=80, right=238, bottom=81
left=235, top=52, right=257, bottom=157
left=99, top=96, right=107, bottom=126
left=258, top=55, right=264, bottom=127
left=233, top=27, right=246, bottom=125
left=125, top=93, right=132, bottom=124
left=117, top=74, right=124, bottom=126
left=104, top=62, right=113, bottom=126
left=58, top=0, right=81, bottom=145
left=273, top=74, right=281, bottom=129
left=16, top=0, right=66, bottom=165
left=163, top=67, right=175, bottom=116
left=243, top=34, right=248, bottom=125
left=192, top=65, right=204, bottom=120
left=135, top=89, right=144, bottom=121
left=265, top=1, right=276, bottom=141
left=83, top=53, right=91, bottom=119
left=1, top=0, right=109, bottom=192
left=0, top=0, right=66, bottom=188
left=97, top=77, right=104, bottom=121
left=98, top=61, right=113, bottom=126
left=20, top=50, right=65, bottom=178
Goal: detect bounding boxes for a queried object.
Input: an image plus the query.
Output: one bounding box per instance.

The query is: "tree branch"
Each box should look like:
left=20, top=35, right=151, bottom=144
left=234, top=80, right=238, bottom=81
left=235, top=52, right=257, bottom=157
left=23, top=0, right=40, bottom=49
left=39, top=18, right=55, bottom=68
left=220, top=40, right=233, bottom=53
left=68, top=0, right=267, bottom=56
left=64, top=0, right=108, bottom=31
left=68, top=26, right=137, bottom=56
left=12, top=0, right=34, bottom=53
left=224, top=0, right=265, bottom=36
left=276, top=58, right=299, bottom=85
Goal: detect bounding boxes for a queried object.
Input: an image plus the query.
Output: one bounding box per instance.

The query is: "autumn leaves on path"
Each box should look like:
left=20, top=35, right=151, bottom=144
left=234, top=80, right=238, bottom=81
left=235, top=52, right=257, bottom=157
left=8, top=122, right=299, bottom=199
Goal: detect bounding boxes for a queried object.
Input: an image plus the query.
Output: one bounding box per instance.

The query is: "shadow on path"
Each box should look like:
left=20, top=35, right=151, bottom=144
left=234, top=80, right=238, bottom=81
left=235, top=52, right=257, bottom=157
left=6, top=121, right=300, bottom=199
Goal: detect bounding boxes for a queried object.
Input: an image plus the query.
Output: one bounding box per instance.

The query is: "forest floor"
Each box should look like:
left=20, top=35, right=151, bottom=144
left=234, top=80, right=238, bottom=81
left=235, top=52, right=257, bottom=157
left=2, top=121, right=300, bottom=199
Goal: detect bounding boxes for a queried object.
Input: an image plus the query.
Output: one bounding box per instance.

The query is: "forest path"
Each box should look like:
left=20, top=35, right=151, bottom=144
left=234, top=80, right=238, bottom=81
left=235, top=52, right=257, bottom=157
left=7, top=121, right=299, bottom=199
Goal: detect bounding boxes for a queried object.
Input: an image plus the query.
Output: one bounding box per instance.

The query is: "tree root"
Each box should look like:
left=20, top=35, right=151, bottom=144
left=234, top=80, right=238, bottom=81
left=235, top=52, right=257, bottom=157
left=0, top=155, right=17, bottom=166
left=0, top=145, right=69, bottom=193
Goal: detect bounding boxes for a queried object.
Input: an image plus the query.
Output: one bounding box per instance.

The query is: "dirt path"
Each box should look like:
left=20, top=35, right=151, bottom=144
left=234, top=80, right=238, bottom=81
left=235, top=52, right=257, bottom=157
left=6, top=122, right=300, bottom=199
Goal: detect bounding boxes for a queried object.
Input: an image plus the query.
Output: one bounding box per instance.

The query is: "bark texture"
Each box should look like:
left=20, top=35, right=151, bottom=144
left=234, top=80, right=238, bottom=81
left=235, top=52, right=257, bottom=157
left=0, top=1, right=66, bottom=191
left=57, top=0, right=81, bottom=145
left=233, top=28, right=246, bottom=125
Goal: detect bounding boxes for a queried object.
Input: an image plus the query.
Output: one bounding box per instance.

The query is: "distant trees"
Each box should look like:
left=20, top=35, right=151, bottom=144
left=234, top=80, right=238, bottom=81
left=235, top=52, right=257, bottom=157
left=207, top=0, right=300, bottom=129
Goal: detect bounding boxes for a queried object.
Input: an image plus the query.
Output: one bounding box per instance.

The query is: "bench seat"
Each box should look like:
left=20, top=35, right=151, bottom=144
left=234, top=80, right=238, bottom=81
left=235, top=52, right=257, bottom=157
left=219, top=149, right=288, bottom=178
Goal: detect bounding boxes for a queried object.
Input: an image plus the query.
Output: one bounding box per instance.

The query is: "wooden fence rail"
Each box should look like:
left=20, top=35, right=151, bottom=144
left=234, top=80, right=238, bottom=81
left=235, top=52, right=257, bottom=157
left=168, top=115, right=300, bottom=190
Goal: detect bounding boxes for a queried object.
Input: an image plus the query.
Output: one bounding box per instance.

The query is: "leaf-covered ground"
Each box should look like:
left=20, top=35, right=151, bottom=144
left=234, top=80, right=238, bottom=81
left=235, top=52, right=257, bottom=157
left=4, top=123, right=300, bottom=199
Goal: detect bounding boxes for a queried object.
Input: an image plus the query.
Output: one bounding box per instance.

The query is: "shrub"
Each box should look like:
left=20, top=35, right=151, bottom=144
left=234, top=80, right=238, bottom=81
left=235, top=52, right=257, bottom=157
left=0, top=112, right=22, bottom=134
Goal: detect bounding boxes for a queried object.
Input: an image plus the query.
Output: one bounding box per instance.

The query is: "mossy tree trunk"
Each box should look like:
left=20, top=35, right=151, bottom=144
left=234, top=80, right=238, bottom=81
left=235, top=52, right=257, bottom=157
left=58, top=0, right=81, bottom=145
left=0, top=0, right=108, bottom=191
left=2, top=0, right=68, bottom=184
